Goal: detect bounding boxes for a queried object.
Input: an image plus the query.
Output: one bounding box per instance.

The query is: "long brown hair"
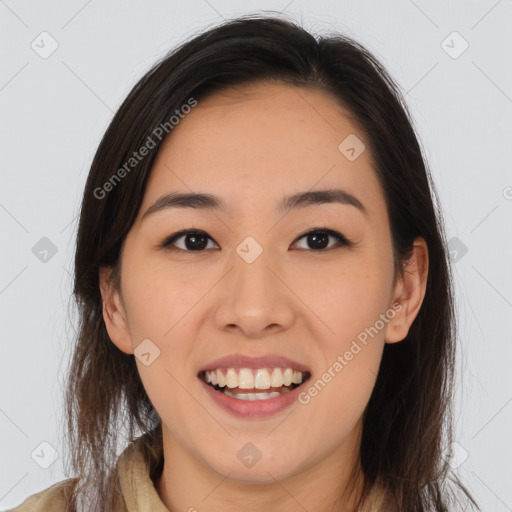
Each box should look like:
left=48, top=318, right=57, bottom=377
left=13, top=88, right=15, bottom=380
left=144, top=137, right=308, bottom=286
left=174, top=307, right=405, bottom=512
left=64, top=13, right=479, bottom=511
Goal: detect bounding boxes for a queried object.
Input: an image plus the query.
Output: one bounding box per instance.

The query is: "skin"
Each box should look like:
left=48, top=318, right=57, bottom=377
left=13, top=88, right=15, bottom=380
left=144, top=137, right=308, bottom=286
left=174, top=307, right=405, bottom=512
left=100, top=82, right=428, bottom=512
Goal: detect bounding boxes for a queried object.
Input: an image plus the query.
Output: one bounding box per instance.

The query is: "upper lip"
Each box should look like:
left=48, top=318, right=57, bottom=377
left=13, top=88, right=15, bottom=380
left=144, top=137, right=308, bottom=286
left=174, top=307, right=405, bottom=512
left=198, top=353, right=311, bottom=374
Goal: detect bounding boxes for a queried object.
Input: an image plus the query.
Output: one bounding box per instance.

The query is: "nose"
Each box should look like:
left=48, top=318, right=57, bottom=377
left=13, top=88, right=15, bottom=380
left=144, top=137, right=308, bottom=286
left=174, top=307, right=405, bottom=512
left=213, top=243, right=295, bottom=339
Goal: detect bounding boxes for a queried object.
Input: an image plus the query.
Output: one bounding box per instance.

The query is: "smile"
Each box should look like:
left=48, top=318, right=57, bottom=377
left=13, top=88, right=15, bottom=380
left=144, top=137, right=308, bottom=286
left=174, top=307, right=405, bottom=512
left=199, top=367, right=311, bottom=402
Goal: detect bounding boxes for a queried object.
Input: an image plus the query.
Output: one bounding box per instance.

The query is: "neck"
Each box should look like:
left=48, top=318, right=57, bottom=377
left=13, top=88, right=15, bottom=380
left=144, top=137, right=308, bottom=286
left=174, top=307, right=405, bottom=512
left=155, top=425, right=365, bottom=512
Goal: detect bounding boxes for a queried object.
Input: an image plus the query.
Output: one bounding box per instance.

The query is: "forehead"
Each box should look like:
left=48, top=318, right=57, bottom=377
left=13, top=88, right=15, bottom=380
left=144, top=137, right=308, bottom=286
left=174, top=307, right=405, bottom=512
left=141, top=81, right=385, bottom=219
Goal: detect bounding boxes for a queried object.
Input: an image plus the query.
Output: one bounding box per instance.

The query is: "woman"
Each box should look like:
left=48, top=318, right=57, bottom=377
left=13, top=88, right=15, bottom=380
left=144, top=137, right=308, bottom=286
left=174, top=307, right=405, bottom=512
left=10, top=13, right=479, bottom=512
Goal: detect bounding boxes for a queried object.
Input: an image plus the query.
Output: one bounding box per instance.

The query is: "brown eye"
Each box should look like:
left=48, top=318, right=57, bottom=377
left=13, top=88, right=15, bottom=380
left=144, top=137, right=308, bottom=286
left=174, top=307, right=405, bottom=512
left=292, top=228, right=351, bottom=251
left=161, top=230, right=218, bottom=251
left=161, top=227, right=352, bottom=253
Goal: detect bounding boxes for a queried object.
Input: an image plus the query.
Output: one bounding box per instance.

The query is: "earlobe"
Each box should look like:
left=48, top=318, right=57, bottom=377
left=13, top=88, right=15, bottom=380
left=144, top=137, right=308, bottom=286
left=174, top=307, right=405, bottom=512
left=384, top=237, right=429, bottom=344
left=98, top=266, right=134, bottom=354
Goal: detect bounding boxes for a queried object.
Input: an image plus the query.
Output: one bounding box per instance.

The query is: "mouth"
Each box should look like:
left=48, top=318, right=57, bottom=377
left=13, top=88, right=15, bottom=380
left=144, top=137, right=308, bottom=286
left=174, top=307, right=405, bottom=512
left=198, top=367, right=312, bottom=401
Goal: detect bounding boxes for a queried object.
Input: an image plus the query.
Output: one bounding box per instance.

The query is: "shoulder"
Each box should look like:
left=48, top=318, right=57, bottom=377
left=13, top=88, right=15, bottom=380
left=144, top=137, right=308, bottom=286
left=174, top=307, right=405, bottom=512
left=7, top=478, right=78, bottom=512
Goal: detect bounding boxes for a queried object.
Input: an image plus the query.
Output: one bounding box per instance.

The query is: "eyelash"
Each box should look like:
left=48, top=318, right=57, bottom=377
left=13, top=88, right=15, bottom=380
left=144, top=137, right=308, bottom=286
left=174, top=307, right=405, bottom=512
left=160, top=227, right=353, bottom=253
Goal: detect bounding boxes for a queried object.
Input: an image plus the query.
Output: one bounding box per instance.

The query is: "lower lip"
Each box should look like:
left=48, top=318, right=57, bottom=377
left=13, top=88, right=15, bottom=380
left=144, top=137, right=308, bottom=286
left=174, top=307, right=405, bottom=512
left=199, top=378, right=305, bottom=419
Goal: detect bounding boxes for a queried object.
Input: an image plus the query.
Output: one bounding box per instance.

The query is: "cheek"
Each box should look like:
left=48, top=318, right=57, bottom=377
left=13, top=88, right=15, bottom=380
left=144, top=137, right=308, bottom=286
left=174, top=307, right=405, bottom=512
left=300, top=260, right=392, bottom=348
left=298, top=330, right=384, bottom=441
left=120, top=252, right=201, bottom=396
left=121, top=256, right=196, bottom=341
left=124, top=264, right=202, bottom=434
left=298, top=260, right=390, bottom=419
left=134, top=357, right=212, bottom=461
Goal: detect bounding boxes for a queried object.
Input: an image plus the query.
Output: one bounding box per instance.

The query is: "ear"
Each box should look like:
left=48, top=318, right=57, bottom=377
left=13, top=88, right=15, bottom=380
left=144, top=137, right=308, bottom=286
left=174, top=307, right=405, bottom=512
left=99, top=266, right=134, bottom=354
left=384, top=237, right=429, bottom=344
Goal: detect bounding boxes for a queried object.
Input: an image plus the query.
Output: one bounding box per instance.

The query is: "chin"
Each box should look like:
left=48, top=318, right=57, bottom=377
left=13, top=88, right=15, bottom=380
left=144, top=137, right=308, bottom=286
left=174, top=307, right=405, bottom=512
left=206, top=452, right=303, bottom=484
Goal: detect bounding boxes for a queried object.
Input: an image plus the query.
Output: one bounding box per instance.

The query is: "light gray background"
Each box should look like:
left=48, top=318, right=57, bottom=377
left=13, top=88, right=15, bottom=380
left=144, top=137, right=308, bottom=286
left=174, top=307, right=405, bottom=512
left=1, top=1, right=511, bottom=510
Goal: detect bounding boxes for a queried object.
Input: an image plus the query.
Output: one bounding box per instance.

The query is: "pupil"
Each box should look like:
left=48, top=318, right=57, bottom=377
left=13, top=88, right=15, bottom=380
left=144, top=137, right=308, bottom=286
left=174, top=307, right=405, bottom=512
left=184, top=233, right=329, bottom=250
left=309, top=233, right=328, bottom=249
left=186, top=233, right=207, bottom=250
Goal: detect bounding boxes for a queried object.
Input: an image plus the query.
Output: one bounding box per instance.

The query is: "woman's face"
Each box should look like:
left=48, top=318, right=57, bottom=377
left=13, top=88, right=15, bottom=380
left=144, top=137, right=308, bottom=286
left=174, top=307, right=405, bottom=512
left=101, top=82, right=426, bottom=486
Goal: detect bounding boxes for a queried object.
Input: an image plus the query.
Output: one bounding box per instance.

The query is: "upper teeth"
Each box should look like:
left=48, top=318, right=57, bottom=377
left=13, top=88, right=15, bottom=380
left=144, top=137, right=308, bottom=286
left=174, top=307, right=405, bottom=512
left=203, top=367, right=305, bottom=389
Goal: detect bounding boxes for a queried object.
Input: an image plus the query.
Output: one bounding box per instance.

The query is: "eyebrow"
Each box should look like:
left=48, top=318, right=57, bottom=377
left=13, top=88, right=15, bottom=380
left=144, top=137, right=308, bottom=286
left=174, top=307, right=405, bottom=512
left=141, top=188, right=368, bottom=221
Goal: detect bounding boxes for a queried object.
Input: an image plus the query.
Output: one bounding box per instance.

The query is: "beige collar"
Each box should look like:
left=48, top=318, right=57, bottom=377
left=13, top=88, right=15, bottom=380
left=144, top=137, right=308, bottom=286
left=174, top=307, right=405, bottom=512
left=116, top=434, right=169, bottom=511
left=115, top=433, right=386, bottom=511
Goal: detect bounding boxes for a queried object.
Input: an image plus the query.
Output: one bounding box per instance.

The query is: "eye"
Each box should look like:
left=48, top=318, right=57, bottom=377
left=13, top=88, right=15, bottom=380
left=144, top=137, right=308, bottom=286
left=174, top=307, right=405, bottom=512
left=160, top=227, right=352, bottom=252
left=161, top=229, right=219, bottom=251
left=292, top=228, right=351, bottom=251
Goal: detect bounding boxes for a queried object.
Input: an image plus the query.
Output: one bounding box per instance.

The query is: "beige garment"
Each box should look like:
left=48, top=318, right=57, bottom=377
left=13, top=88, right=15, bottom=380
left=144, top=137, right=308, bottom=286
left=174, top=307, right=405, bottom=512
left=8, top=433, right=386, bottom=511
left=7, top=433, right=169, bottom=512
